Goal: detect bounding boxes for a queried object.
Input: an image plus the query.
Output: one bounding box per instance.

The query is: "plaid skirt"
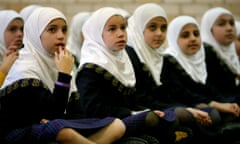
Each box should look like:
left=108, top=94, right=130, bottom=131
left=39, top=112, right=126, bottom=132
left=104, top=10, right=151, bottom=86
left=4, top=117, right=115, bottom=144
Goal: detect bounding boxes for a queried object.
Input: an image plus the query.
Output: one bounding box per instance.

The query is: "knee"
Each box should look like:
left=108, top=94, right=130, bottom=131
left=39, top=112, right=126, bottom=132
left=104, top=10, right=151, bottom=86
left=111, top=118, right=126, bottom=140
left=56, top=128, right=78, bottom=142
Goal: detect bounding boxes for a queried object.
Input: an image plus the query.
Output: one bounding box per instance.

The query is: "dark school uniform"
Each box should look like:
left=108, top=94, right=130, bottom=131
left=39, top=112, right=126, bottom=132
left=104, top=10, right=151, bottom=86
left=0, top=73, right=115, bottom=143
left=204, top=42, right=240, bottom=104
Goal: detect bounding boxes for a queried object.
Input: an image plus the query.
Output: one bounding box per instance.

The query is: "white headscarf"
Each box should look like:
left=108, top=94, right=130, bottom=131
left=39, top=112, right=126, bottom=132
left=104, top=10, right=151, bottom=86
left=201, top=7, right=240, bottom=76
left=20, top=4, right=42, bottom=22
left=67, top=12, right=91, bottom=62
left=165, top=16, right=207, bottom=84
left=79, top=7, right=136, bottom=87
left=1, top=7, right=67, bottom=92
left=117, top=8, right=130, bottom=19
left=236, top=21, right=240, bottom=37
left=127, top=3, right=167, bottom=86
left=0, top=10, right=23, bottom=64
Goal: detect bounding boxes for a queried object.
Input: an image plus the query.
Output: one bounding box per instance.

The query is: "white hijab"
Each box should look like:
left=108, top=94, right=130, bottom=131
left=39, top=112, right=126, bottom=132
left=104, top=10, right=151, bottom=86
left=67, top=12, right=91, bottom=62
left=19, top=4, right=42, bottom=22
left=1, top=7, right=67, bottom=92
left=0, top=10, right=23, bottom=64
left=127, top=3, right=167, bottom=86
left=165, top=16, right=207, bottom=84
left=201, top=7, right=240, bottom=76
left=236, top=21, right=240, bottom=37
left=79, top=7, right=136, bottom=87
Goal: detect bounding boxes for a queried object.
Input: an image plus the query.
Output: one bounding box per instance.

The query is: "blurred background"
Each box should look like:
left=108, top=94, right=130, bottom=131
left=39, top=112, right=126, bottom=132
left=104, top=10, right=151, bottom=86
left=1, top=0, right=240, bottom=25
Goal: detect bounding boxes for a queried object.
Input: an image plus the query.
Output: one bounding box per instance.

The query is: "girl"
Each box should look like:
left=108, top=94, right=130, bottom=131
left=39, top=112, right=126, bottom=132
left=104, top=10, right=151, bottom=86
left=201, top=7, right=240, bottom=121
left=65, top=12, right=91, bottom=116
left=0, top=7, right=125, bottom=144
left=0, top=10, right=22, bottom=86
left=235, top=20, right=240, bottom=58
left=163, top=15, right=223, bottom=144
left=75, top=6, right=190, bottom=144
left=126, top=3, right=206, bottom=143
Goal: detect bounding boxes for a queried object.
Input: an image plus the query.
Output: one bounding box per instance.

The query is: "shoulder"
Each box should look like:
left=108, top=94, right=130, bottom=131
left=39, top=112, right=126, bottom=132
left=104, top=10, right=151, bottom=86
left=0, top=78, right=50, bottom=98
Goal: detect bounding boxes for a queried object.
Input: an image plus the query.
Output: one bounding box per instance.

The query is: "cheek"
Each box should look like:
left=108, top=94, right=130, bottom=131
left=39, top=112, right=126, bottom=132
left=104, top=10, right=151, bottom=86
left=212, top=27, right=223, bottom=40
left=144, top=33, right=152, bottom=45
left=4, top=33, right=12, bottom=47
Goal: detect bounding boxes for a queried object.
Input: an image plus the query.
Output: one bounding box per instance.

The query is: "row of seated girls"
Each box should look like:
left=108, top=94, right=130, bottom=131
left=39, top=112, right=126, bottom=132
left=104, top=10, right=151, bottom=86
left=0, top=4, right=192, bottom=144
left=73, top=3, right=240, bottom=144
left=0, top=2, right=240, bottom=144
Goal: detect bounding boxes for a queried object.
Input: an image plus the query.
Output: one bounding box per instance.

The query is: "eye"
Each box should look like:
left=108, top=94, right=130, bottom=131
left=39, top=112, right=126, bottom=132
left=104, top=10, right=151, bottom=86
left=120, top=24, right=126, bottom=31
left=217, top=20, right=226, bottom=27
left=8, top=26, right=18, bottom=33
left=62, top=26, right=68, bottom=34
left=108, top=26, right=116, bottom=32
left=47, top=27, right=57, bottom=33
left=148, top=24, right=157, bottom=31
left=193, top=30, right=200, bottom=37
left=21, top=26, right=24, bottom=32
left=230, top=20, right=235, bottom=26
left=161, top=24, right=167, bottom=32
left=180, top=32, right=189, bottom=38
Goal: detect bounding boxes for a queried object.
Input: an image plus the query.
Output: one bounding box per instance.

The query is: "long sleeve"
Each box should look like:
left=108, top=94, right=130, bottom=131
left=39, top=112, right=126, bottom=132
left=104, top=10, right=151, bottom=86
left=76, top=65, right=133, bottom=119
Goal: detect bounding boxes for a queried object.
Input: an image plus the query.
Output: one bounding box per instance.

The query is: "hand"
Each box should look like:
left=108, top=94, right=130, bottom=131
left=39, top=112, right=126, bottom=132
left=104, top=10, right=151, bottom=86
left=230, top=103, right=240, bottom=117
left=40, top=119, right=49, bottom=124
left=54, top=46, right=74, bottom=75
left=211, top=101, right=240, bottom=117
left=153, top=110, right=165, bottom=118
left=186, top=107, right=212, bottom=126
left=0, top=50, right=19, bottom=75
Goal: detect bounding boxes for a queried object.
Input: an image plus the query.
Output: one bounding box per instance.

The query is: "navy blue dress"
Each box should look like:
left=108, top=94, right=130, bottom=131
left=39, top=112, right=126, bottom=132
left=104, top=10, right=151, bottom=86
left=0, top=73, right=115, bottom=143
left=204, top=42, right=240, bottom=104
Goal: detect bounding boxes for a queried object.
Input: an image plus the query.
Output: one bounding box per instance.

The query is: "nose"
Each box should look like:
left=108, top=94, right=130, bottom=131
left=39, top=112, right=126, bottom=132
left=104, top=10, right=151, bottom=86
left=57, top=31, right=65, bottom=39
left=16, top=29, right=23, bottom=37
left=156, top=28, right=162, bottom=35
left=226, top=23, right=234, bottom=31
left=117, top=29, right=125, bottom=37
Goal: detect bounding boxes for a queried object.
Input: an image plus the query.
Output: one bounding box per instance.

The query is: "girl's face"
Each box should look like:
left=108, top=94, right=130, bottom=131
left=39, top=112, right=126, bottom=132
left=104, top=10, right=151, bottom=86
left=102, top=15, right=127, bottom=51
left=40, top=18, right=67, bottom=54
left=178, top=23, right=201, bottom=56
left=143, top=16, right=167, bottom=49
left=4, top=18, right=24, bottom=49
left=212, top=14, right=236, bottom=46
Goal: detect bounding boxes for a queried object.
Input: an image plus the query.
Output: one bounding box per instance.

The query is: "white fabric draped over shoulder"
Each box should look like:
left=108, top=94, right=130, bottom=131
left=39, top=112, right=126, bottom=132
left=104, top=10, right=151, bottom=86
left=127, top=3, right=167, bottom=86
left=164, top=16, right=207, bottom=84
left=79, top=7, right=136, bottom=87
left=201, top=7, right=240, bottom=76
left=1, top=7, right=67, bottom=92
left=0, top=10, right=23, bottom=64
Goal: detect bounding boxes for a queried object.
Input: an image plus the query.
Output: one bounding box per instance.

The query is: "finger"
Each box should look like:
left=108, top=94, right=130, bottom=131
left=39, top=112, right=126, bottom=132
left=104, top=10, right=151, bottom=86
left=154, top=110, right=165, bottom=118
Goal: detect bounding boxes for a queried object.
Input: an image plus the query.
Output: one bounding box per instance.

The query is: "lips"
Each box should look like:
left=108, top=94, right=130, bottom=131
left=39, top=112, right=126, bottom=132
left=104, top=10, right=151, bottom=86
left=225, top=34, right=234, bottom=39
left=188, top=44, right=199, bottom=49
left=14, top=40, right=23, bottom=45
left=117, top=40, right=126, bottom=44
left=56, top=43, right=65, bottom=48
